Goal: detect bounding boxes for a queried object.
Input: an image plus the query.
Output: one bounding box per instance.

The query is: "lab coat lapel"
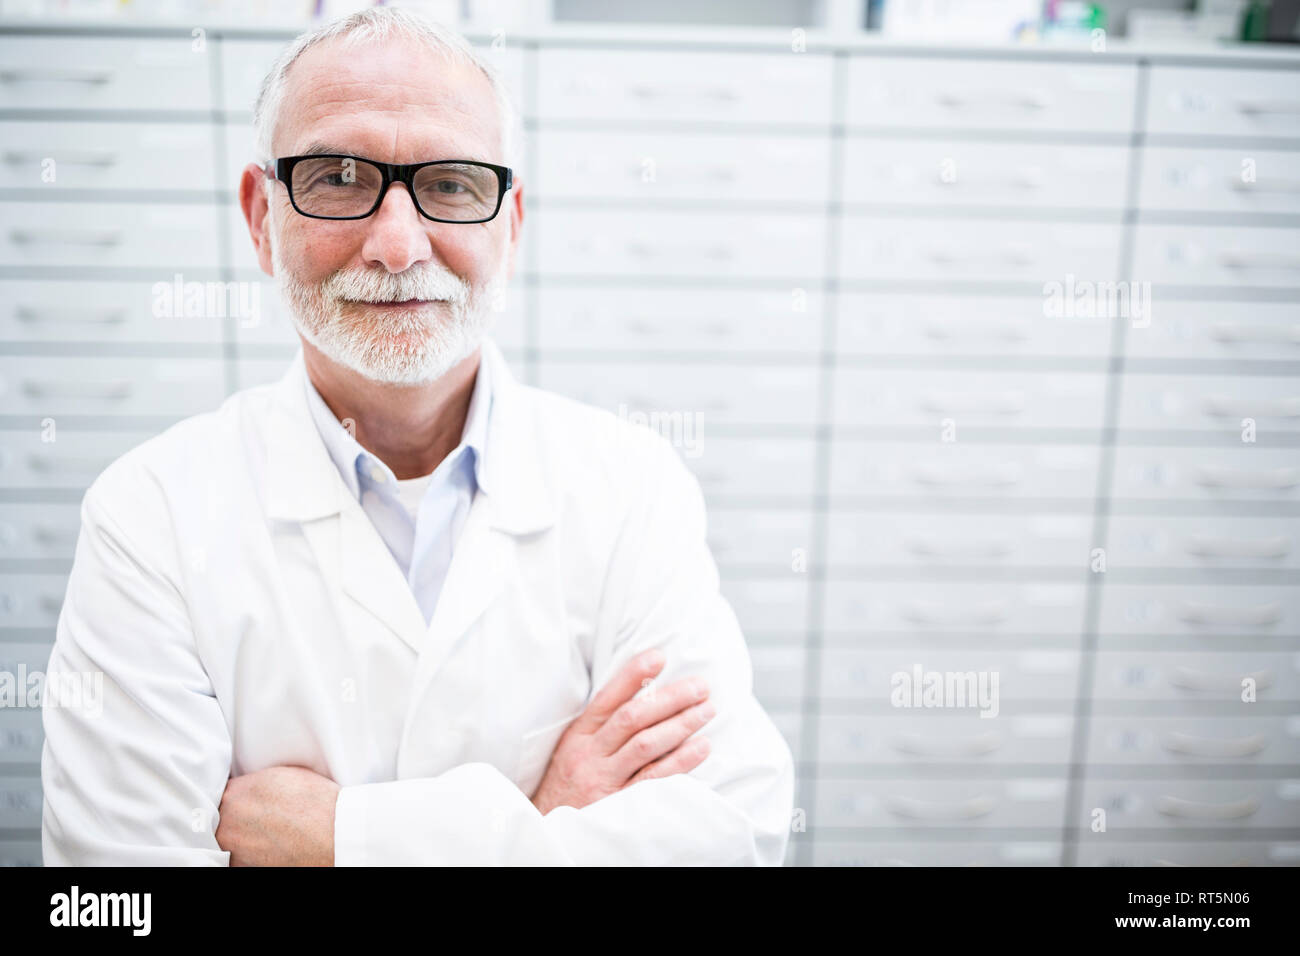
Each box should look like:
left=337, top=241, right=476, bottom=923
left=265, top=350, right=428, bottom=654
left=408, top=338, right=557, bottom=694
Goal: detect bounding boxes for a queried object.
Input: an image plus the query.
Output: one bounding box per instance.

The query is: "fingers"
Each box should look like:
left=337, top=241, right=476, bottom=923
left=625, top=734, right=713, bottom=787
left=593, top=673, right=710, bottom=755
left=609, top=698, right=716, bottom=782
left=571, top=648, right=666, bottom=733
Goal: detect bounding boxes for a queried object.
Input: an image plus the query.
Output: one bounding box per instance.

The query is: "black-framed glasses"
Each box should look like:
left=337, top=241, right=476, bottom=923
left=265, top=154, right=513, bottom=223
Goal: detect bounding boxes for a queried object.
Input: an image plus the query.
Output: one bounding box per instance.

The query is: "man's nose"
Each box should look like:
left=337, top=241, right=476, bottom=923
left=360, top=183, right=436, bottom=273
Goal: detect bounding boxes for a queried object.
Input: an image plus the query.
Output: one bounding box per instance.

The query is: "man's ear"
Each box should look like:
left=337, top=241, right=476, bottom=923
left=238, top=163, right=275, bottom=278
left=504, top=176, right=524, bottom=280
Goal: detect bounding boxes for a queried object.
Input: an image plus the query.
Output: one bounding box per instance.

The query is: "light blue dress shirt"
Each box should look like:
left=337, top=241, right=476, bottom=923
left=302, top=352, right=493, bottom=626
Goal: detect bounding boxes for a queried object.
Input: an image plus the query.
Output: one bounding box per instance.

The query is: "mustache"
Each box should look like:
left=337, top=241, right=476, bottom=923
left=321, top=263, right=472, bottom=305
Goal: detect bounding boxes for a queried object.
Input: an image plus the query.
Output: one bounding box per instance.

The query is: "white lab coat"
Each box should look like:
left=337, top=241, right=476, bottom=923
left=40, top=337, right=795, bottom=866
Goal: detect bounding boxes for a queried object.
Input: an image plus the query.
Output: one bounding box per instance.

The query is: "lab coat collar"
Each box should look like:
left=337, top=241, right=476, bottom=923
left=264, top=337, right=555, bottom=655
left=266, top=337, right=555, bottom=537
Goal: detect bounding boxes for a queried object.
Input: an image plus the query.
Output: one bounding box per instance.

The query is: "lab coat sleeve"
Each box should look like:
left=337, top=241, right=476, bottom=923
left=40, top=465, right=233, bottom=865
left=332, top=432, right=795, bottom=866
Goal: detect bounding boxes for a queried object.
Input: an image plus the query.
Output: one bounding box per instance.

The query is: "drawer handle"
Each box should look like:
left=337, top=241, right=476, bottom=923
left=1218, top=250, right=1300, bottom=271
left=21, top=378, right=133, bottom=400
left=892, top=733, right=1002, bottom=758
left=625, top=83, right=740, bottom=104
left=3, top=149, right=118, bottom=167
left=881, top=793, right=997, bottom=821
left=1156, top=794, right=1259, bottom=820
left=1184, top=533, right=1290, bottom=559
left=16, top=305, right=127, bottom=325
left=900, top=598, right=1010, bottom=626
left=10, top=228, right=123, bottom=247
left=1208, top=321, right=1300, bottom=345
left=39, top=594, right=63, bottom=615
left=920, top=390, right=1026, bottom=414
left=31, top=523, right=78, bottom=547
left=0, top=68, right=114, bottom=85
left=934, top=89, right=1052, bottom=111
left=1176, top=601, right=1282, bottom=627
left=1169, top=666, right=1273, bottom=693
left=1234, top=98, right=1300, bottom=116
left=1195, top=464, right=1299, bottom=490
left=1161, top=732, right=1268, bottom=758
left=1202, top=394, right=1300, bottom=418
left=904, top=535, right=1015, bottom=560
left=911, top=461, right=1023, bottom=487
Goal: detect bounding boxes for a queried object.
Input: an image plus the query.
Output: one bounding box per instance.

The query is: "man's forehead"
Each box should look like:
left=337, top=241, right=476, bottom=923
left=277, top=36, right=498, bottom=159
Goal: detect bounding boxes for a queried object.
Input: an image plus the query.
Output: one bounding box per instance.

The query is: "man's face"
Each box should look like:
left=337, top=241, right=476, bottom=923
left=250, top=37, right=521, bottom=385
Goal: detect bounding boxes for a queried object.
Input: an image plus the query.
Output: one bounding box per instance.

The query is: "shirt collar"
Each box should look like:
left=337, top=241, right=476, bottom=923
left=302, top=347, right=494, bottom=502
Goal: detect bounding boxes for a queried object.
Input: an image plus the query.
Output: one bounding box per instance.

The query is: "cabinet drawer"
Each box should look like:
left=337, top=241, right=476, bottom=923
left=0, top=775, right=41, bottom=829
left=1133, top=225, right=1300, bottom=288
left=538, top=48, right=833, bottom=125
left=839, top=219, right=1121, bottom=283
left=1123, top=301, right=1300, bottom=363
left=826, top=512, right=1092, bottom=570
left=0, top=279, right=223, bottom=344
left=819, top=713, right=1074, bottom=766
left=538, top=210, right=825, bottom=279
left=836, top=294, right=1112, bottom=358
left=1106, top=515, right=1300, bottom=571
left=1119, top=374, right=1300, bottom=434
left=815, top=777, right=1069, bottom=828
left=0, top=356, right=225, bottom=417
left=1093, top=651, right=1300, bottom=701
left=1139, top=147, right=1300, bottom=214
left=749, top=645, right=806, bottom=702
left=722, top=580, right=808, bottom=636
left=0, top=203, right=221, bottom=270
left=830, top=441, right=1100, bottom=500
left=679, top=436, right=817, bottom=501
left=0, top=35, right=210, bottom=113
left=1145, top=66, right=1300, bottom=139
left=1083, top=777, right=1300, bottom=829
left=0, top=839, right=41, bottom=866
left=539, top=130, right=830, bottom=203
left=707, top=508, right=813, bottom=571
left=0, top=121, right=215, bottom=192
left=834, top=368, right=1106, bottom=430
left=0, top=574, right=69, bottom=628
left=0, top=502, right=82, bottom=561
left=1111, top=446, right=1300, bottom=503
left=0, top=709, right=43, bottom=766
left=1098, top=585, right=1299, bottom=638
left=0, top=428, right=155, bottom=489
left=846, top=58, right=1136, bottom=133
left=842, top=139, right=1128, bottom=210
left=822, top=582, right=1088, bottom=637
left=1087, top=715, right=1300, bottom=766
left=536, top=360, right=817, bottom=427
left=537, top=286, right=823, bottom=355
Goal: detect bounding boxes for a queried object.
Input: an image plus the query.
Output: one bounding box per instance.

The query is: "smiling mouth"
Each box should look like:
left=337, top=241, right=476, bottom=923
left=348, top=298, right=444, bottom=308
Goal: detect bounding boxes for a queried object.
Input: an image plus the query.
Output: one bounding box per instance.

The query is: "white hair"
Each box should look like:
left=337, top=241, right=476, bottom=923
left=252, top=7, right=522, bottom=176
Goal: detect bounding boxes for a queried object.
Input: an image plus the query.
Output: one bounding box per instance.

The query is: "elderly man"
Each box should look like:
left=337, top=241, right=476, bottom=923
left=40, top=8, right=793, bottom=866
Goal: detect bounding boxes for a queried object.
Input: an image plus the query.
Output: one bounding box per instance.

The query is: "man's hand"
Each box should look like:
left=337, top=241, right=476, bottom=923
left=216, top=765, right=339, bottom=866
left=531, top=649, right=716, bottom=815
